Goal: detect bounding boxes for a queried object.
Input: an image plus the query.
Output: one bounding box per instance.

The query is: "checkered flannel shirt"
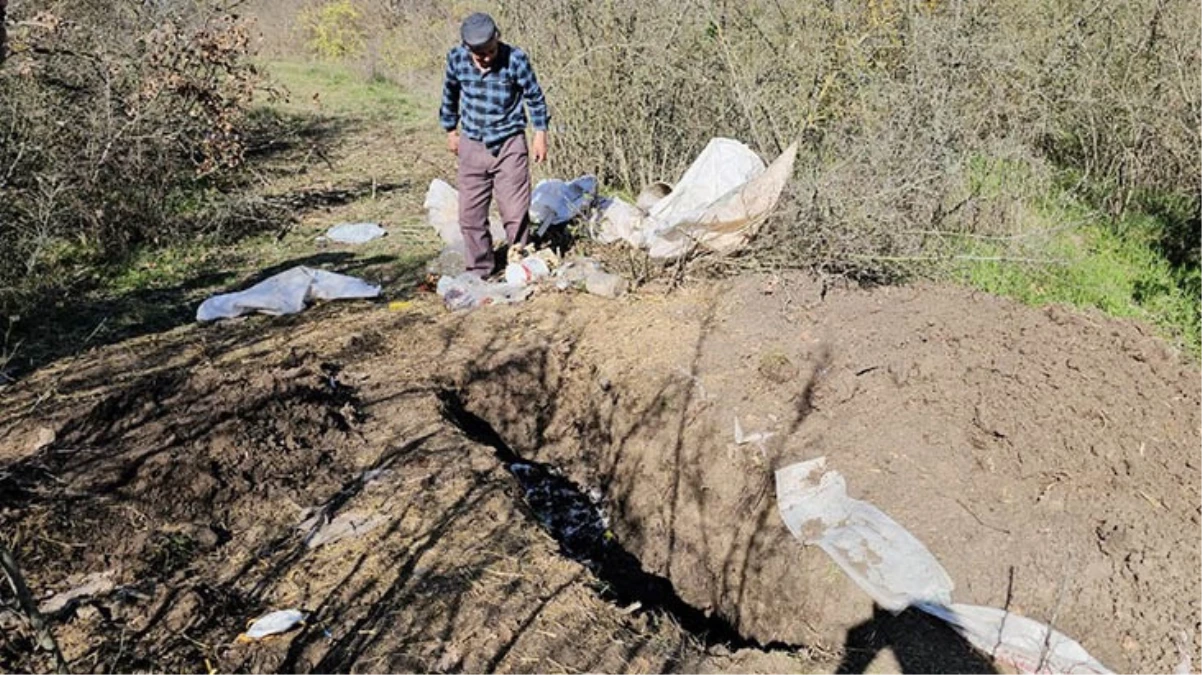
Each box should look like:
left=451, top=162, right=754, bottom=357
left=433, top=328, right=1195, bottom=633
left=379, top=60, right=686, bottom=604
left=439, top=43, right=549, bottom=153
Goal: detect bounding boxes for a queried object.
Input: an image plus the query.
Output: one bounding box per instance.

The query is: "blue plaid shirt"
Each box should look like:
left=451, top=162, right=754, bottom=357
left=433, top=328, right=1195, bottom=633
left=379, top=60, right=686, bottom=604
left=439, top=43, right=549, bottom=153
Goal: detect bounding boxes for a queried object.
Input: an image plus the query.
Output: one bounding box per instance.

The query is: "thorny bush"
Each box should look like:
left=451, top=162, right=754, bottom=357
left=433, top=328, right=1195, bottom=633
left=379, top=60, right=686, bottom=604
left=0, top=2, right=267, bottom=312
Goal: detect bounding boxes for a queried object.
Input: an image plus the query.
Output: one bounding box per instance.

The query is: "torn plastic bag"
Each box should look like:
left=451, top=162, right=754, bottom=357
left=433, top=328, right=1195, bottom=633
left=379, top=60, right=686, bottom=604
left=775, top=457, right=954, bottom=610
left=646, top=141, right=798, bottom=258
left=436, top=273, right=532, bottom=311
left=919, top=603, right=1112, bottom=674
left=529, top=175, right=598, bottom=236
left=323, top=222, right=386, bottom=244
left=424, top=179, right=508, bottom=253
left=592, top=138, right=797, bottom=258
left=775, top=458, right=1112, bottom=674
left=594, top=196, right=647, bottom=246
left=196, top=266, right=380, bottom=321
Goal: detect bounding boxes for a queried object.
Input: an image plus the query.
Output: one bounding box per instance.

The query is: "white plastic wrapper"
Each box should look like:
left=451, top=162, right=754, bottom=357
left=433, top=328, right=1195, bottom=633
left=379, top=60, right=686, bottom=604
left=197, top=266, right=379, bottom=321
left=775, top=457, right=1113, bottom=674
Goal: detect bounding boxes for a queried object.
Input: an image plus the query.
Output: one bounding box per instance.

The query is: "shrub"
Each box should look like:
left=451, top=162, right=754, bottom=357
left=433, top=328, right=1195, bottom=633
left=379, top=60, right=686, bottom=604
left=0, top=3, right=266, bottom=310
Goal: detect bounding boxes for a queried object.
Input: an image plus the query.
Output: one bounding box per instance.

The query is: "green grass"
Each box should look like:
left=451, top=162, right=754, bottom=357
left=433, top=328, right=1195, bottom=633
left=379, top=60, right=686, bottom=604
left=951, top=195, right=1200, bottom=358
left=263, top=59, right=419, bottom=125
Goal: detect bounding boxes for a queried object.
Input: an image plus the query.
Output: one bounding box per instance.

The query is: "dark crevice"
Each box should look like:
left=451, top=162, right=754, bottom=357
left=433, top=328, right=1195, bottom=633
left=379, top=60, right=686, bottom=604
left=436, top=388, right=805, bottom=654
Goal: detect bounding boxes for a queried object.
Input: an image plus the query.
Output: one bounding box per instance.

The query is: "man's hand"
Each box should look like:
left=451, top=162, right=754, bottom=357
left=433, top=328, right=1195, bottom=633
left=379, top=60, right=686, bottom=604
left=531, top=130, right=547, bottom=163
left=447, top=130, right=459, bottom=155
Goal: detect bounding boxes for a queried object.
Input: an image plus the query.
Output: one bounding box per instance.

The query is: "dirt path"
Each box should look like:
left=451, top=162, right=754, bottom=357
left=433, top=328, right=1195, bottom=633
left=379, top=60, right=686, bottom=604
left=0, top=272, right=1196, bottom=673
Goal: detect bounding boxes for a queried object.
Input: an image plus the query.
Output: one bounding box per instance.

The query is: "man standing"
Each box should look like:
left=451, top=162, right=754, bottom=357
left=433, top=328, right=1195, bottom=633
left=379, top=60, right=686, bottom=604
left=440, top=12, right=549, bottom=279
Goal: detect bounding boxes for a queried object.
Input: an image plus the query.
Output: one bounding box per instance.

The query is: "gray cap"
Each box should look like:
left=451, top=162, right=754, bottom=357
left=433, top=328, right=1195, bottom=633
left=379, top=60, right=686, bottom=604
left=460, top=12, right=498, bottom=48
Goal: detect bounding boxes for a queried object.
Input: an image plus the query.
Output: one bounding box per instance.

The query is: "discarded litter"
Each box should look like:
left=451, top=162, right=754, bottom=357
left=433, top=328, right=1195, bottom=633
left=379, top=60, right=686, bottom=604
left=596, top=138, right=798, bottom=258
left=238, top=609, right=307, bottom=642
left=529, top=175, right=598, bottom=237
left=775, top=457, right=1112, bottom=674
left=297, top=510, right=386, bottom=549
left=733, top=416, right=775, bottom=446
left=504, top=255, right=551, bottom=287
left=38, top=570, right=116, bottom=614
left=197, top=266, right=380, bottom=321
left=436, top=273, right=532, bottom=311
left=424, top=179, right=508, bottom=254
left=553, top=258, right=626, bottom=298
left=919, top=603, right=1112, bottom=675
left=322, top=222, right=386, bottom=245
left=775, top=457, right=954, bottom=611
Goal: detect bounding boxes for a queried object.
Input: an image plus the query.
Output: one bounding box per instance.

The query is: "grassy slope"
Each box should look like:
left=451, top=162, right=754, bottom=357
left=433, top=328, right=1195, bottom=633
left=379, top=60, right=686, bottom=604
left=4, top=60, right=447, bottom=377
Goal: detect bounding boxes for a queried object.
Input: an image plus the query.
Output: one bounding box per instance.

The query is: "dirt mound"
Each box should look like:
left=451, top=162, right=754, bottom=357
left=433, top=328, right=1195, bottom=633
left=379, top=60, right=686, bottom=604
left=0, top=275, right=1197, bottom=673
left=441, top=276, right=1200, bottom=673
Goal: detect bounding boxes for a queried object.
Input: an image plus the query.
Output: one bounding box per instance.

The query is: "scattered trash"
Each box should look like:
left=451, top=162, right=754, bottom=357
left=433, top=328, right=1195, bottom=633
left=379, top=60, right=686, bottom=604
left=919, top=603, right=1112, bottom=675
left=775, top=457, right=954, bottom=611
left=1173, top=630, right=1193, bottom=674
left=237, top=609, right=307, bottom=642
left=38, top=570, right=116, bottom=614
left=775, top=457, right=1112, bottom=674
left=635, top=181, right=673, bottom=212
left=504, top=255, right=551, bottom=287
left=529, top=175, right=598, bottom=237
left=597, top=138, right=798, bottom=258
left=733, top=416, right=775, bottom=446
left=424, top=179, right=508, bottom=254
left=553, top=258, right=626, bottom=298
left=197, top=267, right=380, bottom=321
left=298, top=510, right=386, bottom=549
left=322, top=222, right=386, bottom=245
left=436, top=273, right=532, bottom=311
left=388, top=300, right=415, bottom=312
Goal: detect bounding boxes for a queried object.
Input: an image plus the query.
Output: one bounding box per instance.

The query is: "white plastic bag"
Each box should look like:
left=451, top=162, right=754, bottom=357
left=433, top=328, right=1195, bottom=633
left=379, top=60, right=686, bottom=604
left=529, top=175, right=598, bottom=236
left=775, top=457, right=954, bottom=611
left=424, top=179, right=508, bottom=253
left=588, top=138, right=797, bottom=258
left=919, top=603, right=1112, bottom=674
left=196, top=267, right=380, bottom=321
left=775, top=457, right=1113, bottom=674
left=239, top=609, right=306, bottom=641
left=323, top=222, right=386, bottom=244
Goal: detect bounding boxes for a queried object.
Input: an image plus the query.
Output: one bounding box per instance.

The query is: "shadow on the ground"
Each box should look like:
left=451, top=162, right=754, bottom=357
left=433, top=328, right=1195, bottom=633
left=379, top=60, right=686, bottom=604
left=834, top=604, right=997, bottom=674
left=1, top=102, right=432, bottom=381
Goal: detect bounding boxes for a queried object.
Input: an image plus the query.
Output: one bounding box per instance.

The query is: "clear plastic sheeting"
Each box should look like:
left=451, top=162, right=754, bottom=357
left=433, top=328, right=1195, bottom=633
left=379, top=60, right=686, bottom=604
left=775, top=457, right=1112, bottom=674
left=323, top=221, right=386, bottom=244
left=435, top=273, right=532, bottom=311
left=775, top=457, right=955, bottom=611
left=529, top=175, right=598, bottom=236
left=196, top=266, right=380, bottom=321
left=597, top=138, right=798, bottom=259
left=920, top=603, right=1113, bottom=675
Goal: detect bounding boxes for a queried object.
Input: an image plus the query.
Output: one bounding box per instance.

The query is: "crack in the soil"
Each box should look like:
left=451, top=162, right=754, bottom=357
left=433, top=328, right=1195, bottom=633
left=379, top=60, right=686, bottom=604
left=437, top=389, right=805, bottom=654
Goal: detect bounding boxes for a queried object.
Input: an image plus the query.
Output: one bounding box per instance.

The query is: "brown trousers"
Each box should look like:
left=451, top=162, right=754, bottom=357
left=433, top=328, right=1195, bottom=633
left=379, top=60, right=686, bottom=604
left=457, top=134, right=531, bottom=278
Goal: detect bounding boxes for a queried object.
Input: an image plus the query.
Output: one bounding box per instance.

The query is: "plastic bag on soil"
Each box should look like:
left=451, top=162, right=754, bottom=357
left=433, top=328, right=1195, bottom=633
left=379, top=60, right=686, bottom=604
left=919, top=603, right=1112, bottom=674
left=553, top=258, right=626, bottom=298
left=775, top=457, right=954, bottom=610
left=436, top=273, right=532, bottom=311
left=529, top=175, right=598, bottom=236
left=197, top=266, right=380, bottom=321
left=238, top=609, right=306, bottom=641
left=594, top=138, right=797, bottom=259
left=775, top=457, right=1112, bottom=674
left=322, top=222, right=386, bottom=244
